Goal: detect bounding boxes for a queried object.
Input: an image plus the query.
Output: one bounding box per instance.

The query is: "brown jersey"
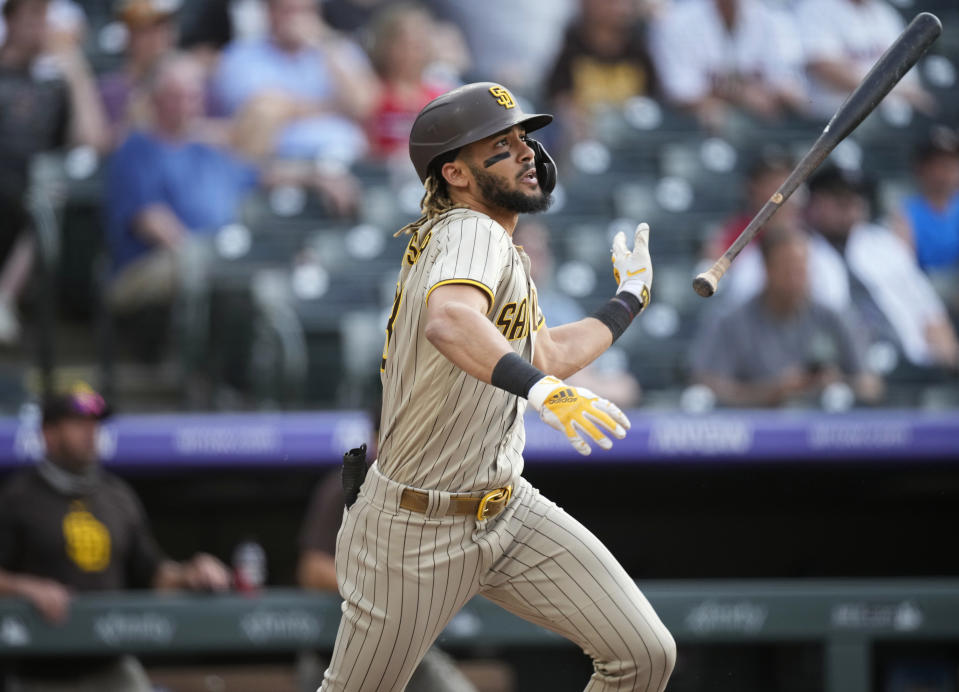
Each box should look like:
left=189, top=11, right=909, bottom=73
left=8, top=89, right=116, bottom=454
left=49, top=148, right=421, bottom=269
left=377, top=208, right=544, bottom=492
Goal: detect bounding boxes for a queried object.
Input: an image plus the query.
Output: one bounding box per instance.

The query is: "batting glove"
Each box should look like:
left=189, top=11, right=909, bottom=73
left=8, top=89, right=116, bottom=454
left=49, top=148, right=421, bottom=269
left=612, top=222, right=653, bottom=311
left=527, top=376, right=630, bottom=456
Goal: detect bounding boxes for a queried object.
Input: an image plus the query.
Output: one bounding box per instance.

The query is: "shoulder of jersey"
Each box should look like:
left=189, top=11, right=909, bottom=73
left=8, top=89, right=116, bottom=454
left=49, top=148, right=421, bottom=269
left=430, top=208, right=512, bottom=245
left=449, top=209, right=509, bottom=241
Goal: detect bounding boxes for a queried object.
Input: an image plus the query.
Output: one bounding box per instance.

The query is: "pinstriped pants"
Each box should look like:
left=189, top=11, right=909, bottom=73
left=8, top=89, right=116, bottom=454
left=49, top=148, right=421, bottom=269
left=320, top=464, right=676, bottom=691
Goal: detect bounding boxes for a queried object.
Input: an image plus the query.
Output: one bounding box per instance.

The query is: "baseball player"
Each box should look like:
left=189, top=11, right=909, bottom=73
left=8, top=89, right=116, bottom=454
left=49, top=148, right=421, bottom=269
left=320, top=82, right=675, bottom=692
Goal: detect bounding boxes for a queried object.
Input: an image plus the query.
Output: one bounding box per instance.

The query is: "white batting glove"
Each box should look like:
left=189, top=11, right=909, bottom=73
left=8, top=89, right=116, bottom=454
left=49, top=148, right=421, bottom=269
left=612, top=222, right=653, bottom=311
left=527, top=376, right=630, bottom=456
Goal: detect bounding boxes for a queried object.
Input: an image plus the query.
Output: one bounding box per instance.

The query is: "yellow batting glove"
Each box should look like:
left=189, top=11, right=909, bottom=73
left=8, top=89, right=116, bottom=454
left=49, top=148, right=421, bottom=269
left=611, top=222, right=652, bottom=311
left=527, top=376, right=630, bottom=456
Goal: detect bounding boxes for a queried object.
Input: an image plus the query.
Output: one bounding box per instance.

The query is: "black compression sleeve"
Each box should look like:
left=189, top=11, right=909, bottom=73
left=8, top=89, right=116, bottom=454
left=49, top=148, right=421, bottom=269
left=591, top=292, right=643, bottom=342
left=490, top=352, right=546, bottom=398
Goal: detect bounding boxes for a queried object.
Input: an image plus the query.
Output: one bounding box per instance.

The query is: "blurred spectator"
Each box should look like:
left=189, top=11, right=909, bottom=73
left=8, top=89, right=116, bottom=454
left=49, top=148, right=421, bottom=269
left=0, top=0, right=85, bottom=48
left=705, top=148, right=801, bottom=306
left=889, top=126, right=959, bottom=277
left=105, top=52, right=258, bottom=383
left=0, top=0, right=108, bottom=344
left=690, top=224, right=883, bottom=407
left=794, top=0, right=934, bottom=121
left=213, top=0, right=379, bottom=163
left=97, top=0, right=179, bottom=145
left=432, top=0, right=574, bottom=96
left=513, top=221, right=641, bottom=408
left=804, top=164, right=959, bottom=370
left=365, top=3, right=454, bottom=160
left=650, top=0, right=805, bottom=132
left=106, top=53, right=354, bottom=395
left=710, top=149, right=798, bottom=256
left=0, top=383, right=230, bottom=691
left=545, top=0, right=659, bottom=146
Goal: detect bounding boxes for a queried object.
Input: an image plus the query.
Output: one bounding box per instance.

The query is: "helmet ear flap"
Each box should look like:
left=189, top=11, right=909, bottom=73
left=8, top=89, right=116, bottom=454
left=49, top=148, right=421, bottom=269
left=526, top=137, right=557, bottom=195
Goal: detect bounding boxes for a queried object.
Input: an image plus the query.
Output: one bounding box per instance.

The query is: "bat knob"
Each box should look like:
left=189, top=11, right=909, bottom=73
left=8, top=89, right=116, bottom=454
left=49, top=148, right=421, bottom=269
left=693, top=274, right=717, bottom=298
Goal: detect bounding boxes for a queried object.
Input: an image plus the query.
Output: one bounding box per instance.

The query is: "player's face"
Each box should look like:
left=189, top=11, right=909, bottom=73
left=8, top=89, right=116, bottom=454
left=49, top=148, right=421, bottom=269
left=5, top=0, right=50, bottom=56
left=268, top=0, right=318, bottom=49
left=918, top=154, right=959, bottom=197
left=465, top=127, right=551, bottom=214
left=129, top=18, right=177, bottom=67
left=152, top=60, right=206, bottom=131
left=806, top=190, right=866, bottom=239
left=765, top=238, right=808, bottom=307
left=44, top=418, right=99, bottom=472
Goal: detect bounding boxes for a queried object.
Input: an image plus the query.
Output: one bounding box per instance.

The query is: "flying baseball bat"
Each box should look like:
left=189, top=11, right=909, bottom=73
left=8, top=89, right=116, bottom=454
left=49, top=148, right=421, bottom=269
left=693, top=11, right=942, bottom=298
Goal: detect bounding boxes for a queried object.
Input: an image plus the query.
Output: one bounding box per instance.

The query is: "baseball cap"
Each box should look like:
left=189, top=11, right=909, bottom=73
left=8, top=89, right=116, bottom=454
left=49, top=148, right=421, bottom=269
left=117, top=0, right=179, bottom=28
left=42, top=383, right=111, bottom=426
left=409, top=82, right=553, bottom=182
left=807, top=163, right=869, bottom=197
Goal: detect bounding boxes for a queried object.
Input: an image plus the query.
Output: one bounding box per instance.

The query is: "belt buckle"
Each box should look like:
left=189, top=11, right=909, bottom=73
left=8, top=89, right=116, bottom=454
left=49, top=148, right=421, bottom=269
left=476, top=485, right=512, bottom=521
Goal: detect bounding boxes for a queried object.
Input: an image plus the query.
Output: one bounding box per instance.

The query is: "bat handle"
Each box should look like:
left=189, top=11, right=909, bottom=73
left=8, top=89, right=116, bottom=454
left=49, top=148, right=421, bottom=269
left=693, top=256, right=731, bottom=298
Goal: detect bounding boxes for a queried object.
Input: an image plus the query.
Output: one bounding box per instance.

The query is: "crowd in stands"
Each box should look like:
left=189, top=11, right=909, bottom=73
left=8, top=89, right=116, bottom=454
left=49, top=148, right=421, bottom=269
left=0, top=0, right=956, bottom=413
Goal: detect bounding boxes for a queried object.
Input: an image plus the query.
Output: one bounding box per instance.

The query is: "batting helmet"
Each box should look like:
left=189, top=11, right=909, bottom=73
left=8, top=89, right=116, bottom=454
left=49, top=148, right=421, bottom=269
left=409, top=82, right=555, bottom=191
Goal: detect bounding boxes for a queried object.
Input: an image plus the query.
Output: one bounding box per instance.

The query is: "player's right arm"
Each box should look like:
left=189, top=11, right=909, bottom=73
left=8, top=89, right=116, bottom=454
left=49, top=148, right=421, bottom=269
left=0, top=569, right=71, bottom=623
left=424, top=283, right=512, bottom=383
left=425, top=284, right=628, bottom=455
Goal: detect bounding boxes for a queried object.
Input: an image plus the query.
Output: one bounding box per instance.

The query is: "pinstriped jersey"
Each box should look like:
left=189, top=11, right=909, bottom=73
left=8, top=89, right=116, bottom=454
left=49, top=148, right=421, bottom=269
left=377, top=208, right=544, bottom=493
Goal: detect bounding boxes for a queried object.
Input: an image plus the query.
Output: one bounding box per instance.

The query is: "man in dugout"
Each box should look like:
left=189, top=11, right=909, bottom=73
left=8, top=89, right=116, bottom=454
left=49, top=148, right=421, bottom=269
left=0, top=383, right=230, bottom=692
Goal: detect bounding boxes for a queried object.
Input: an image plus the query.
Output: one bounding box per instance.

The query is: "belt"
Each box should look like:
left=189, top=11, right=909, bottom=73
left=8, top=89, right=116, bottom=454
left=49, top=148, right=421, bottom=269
left=399, top=485, right=513, bottom=521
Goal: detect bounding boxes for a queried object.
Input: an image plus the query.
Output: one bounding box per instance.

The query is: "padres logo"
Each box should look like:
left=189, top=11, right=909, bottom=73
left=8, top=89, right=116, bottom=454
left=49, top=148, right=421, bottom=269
left=495, top=298, right=529, bottom=340
left=489, top=86, right=516, bottom=109
left=63, top=501, right=111, bottom=572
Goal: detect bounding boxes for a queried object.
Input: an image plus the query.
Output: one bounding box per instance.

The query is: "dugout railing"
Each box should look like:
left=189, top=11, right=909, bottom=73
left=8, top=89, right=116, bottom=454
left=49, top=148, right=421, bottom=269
left=2, top=579, right=957, bottom=692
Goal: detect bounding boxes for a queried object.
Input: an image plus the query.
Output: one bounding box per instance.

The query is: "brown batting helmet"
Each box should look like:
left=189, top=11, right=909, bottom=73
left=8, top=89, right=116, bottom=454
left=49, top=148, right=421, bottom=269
left=409, top=82, right=553, bottom=183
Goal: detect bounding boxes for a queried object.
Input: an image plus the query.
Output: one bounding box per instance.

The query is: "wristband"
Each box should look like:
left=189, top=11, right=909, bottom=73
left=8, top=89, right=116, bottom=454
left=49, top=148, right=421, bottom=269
left=591, top=292, right=643, bottom=342
left=490, top=352, right=546, bottom=398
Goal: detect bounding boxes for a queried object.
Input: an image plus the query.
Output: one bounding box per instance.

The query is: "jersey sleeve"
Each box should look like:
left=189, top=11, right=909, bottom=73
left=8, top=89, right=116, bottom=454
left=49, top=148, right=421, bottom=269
left=424, top=215, right=510, bottom=312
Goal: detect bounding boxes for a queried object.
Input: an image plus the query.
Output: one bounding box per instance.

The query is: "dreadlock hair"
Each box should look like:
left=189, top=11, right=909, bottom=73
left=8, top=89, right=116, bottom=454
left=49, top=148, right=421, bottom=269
left=396, top=148, right=465, bottom=236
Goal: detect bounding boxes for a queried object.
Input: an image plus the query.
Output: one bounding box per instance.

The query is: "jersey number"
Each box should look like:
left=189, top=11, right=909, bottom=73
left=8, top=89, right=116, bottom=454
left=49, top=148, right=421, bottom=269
left=381, top=282, right=404, bottom=372
left=382, top=231, right=433, bottom=371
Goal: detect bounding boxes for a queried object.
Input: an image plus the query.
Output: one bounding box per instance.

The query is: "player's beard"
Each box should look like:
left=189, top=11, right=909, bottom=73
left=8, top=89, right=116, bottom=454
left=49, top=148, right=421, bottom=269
left=469, top=164, right=552, bottom=214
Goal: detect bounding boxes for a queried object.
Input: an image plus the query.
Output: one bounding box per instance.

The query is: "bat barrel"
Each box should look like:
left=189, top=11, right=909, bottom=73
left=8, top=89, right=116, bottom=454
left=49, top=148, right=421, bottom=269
left=690, top=11, right=941, bottom=299
left=823, top=11, right=941, bottom=144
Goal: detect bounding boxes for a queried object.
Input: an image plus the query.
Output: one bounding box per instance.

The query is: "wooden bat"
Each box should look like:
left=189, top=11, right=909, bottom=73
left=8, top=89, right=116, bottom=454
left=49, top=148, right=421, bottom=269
left=693, top=11, right=943, bottom=298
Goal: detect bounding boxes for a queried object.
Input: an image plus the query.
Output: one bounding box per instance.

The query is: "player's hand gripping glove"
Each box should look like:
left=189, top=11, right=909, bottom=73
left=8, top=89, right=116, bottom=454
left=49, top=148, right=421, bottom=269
left=612, top=222, right=653, bottom=313
left=527, top=376, right=630, bottom=456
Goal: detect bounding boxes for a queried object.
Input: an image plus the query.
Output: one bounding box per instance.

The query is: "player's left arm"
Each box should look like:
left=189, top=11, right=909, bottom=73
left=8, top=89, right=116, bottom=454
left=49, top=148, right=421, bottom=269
left=425, top=283, right=629, bottom=456
left=532, top=318, right=613, bottom=379
left=534, top=222, right=653, bottom=378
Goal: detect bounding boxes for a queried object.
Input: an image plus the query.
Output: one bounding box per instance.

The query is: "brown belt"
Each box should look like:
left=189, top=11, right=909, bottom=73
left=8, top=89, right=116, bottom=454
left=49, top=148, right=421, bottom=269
left=399, top=485, right=513, bottom=521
